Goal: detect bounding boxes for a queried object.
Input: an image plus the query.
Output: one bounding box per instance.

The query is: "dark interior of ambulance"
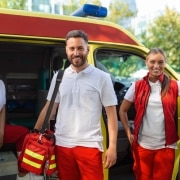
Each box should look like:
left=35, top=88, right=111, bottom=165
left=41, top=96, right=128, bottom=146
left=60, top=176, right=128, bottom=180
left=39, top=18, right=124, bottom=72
left=0, top=42, right=67, bottom=128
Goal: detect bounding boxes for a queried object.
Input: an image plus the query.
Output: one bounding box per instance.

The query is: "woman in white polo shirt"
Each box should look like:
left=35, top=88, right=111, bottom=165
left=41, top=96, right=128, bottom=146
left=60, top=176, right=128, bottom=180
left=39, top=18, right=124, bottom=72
left=119, top=48, right=180, bottom=180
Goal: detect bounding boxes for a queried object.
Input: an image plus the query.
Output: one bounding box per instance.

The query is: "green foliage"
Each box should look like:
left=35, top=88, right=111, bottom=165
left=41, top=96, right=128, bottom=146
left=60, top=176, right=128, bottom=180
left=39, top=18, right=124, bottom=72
left=63, top=0, right=102, bottom=15
left=106, top=0, right=136, bottom=21
left=140, top=7, right=180, bottom=72
left=99, top=53, right=146, bottom=79
left=87, top=0, right=101, bottom=6
left=63, top=0, right=78, bottom=15
left=104, top=0, right=137, bottom=33
left=0, top=0, right=26, bottom=10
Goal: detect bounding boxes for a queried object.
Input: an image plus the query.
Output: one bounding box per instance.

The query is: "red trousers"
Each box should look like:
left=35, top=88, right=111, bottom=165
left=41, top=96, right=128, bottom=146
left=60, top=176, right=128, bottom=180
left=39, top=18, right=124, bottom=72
left=132, top=142, right=175, bottom=180
left=55, top=146, right=104, bottom=180
left=3, top=124, right=29, bottom=152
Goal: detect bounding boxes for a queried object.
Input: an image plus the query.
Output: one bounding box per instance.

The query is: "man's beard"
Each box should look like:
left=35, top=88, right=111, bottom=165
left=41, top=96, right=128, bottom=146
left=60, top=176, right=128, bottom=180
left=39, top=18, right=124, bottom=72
left=70, top=55, right=87, bottom=67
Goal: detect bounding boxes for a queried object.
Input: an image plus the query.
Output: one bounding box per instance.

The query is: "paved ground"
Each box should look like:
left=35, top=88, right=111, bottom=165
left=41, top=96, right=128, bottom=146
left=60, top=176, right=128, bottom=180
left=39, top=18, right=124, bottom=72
left=0, top=152, right=135, bottom=180
left=0, top=173, right=135, bottom=180
left=110, top=173, right=135, bottom=180
left=0, top=175, right=16, bottom=180
left=0, top=167, right=135, bottom=180
left=0, top=166, right=136, bottom=180
left=109, top=164, right=135, bottom=180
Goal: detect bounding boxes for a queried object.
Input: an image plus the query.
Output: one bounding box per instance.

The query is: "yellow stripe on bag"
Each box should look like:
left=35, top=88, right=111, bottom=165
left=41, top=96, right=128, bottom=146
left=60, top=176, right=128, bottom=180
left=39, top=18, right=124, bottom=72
left=22, top=157, right=41, bottom=169
left=25, top=149, right=44, bottom=160
left=51, top=155, right=55, bottom=160
left=49, top=163, right=56, bottom=169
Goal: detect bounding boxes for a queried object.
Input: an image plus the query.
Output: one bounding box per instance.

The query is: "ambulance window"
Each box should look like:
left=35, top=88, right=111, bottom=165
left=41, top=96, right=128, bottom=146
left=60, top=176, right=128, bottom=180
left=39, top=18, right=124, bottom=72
left=95, top=49, right=148, bottom=84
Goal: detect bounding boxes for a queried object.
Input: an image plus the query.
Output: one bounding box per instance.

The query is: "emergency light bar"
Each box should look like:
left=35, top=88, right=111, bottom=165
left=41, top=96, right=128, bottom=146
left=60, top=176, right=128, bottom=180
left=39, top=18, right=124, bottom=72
left=71, top=4, right=107, bottom=18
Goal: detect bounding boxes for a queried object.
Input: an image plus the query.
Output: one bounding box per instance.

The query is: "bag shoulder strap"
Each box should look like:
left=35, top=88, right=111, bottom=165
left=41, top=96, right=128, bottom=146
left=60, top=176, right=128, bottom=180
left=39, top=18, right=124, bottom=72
left=41, top=70, right=64, bottom=132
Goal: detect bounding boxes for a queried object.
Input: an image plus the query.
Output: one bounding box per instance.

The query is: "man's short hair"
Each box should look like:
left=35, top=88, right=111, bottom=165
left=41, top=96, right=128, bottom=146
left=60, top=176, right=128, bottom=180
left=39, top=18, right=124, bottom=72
left=65, top=30, right=88, bottom=44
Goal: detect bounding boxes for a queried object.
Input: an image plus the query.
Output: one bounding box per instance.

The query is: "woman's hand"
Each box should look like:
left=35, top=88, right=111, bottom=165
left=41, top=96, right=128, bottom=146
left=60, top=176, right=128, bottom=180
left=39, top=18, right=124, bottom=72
left=128, top=133, right=134, bottom=145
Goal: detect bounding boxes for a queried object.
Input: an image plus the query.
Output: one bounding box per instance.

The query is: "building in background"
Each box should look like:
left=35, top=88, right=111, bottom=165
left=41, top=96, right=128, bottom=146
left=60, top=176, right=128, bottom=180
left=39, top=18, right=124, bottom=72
left=26, top=0, right=63, bottom=14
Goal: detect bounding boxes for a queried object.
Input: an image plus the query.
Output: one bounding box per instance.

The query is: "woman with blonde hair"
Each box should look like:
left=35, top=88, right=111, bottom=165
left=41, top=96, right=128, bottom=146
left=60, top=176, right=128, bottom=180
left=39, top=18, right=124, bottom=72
left=119, top=48, right=180, bottom=180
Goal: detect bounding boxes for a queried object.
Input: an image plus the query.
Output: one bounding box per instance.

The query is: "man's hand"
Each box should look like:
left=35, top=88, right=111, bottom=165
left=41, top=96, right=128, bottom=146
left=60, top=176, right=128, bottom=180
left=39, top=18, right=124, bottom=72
left=103, top=147, right=117, bottom=169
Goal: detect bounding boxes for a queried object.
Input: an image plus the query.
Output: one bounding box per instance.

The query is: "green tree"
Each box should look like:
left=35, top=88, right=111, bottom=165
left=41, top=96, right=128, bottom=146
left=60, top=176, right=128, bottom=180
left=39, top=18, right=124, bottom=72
left=80, top=0, right=101, bottom=6
left=63, top=0, right=78, bottom=15
left=0, top=0, right=26, bottom=10
left=63, top=0, right=102, bottom=15
left=140, top=7, right=180, bottom=72
left=105, top=0, right=137, bottom=33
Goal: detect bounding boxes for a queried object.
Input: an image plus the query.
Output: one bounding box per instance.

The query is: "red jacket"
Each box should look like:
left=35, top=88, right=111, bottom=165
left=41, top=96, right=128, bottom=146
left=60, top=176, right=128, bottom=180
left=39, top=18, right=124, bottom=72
left=133, top=73, right=179, bottom=145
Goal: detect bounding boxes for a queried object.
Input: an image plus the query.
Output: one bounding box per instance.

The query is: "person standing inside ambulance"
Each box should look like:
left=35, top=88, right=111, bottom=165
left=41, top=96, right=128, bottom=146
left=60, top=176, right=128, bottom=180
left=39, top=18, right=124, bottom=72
left=119, top=48, right=180, bottom=180
left=0, top=80, right=29, bottom=172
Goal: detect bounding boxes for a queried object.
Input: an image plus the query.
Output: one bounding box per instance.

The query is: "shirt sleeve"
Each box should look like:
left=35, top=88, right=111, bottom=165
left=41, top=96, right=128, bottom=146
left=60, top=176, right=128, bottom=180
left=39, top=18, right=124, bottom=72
left=0, top=80, right=6, bottom=110
left=101, top=73, right=117, bottom=107
left=124, top=82, right=135, bottom=102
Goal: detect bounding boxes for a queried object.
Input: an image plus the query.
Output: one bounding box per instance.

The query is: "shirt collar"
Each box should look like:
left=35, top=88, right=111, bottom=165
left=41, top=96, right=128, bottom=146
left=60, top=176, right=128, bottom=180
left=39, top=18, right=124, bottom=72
left=149, top=80, right=161, bottom=86
left=144, top=72, right=165, bottom=83
left=66, top=64, right=94, bottom=74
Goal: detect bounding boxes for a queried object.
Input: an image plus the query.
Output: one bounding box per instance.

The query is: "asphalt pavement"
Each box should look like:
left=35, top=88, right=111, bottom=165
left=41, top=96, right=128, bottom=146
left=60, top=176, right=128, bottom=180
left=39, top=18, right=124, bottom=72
left=0, top=173, right=135, bottom=180
left=0, top=175, right=16, bottom=180
left=0, top=159, right=135, bottom=180
left=109, top=164, right=135, bottom=180
left=110, top=173, right=135, bottom=180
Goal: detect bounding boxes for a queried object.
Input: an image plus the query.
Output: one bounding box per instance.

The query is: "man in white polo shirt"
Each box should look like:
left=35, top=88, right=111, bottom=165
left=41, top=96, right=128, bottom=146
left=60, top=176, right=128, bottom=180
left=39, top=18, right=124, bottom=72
left=34, top=30, right=118, bottom=180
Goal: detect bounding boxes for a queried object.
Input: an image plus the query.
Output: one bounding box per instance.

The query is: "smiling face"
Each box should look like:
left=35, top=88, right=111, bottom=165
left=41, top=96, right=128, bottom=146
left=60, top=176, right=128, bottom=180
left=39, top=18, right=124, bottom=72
left=66, top=37, right=89, bottom=72
left=145, top=50, right=166, bottom=82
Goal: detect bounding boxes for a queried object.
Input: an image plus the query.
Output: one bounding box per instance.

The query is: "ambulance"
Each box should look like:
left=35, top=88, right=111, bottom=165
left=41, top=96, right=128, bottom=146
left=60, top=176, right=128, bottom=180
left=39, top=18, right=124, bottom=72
left=0, top=4, right=179, bottom=180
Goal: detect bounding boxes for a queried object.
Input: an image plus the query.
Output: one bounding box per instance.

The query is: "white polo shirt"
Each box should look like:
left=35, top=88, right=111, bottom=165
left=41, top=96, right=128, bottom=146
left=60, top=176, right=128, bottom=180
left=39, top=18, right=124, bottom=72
left=125, top=80, right=180, bottom=150
left=0, top=80, right=6, bottom=111
left=47, top=65, right=117, bottom=151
